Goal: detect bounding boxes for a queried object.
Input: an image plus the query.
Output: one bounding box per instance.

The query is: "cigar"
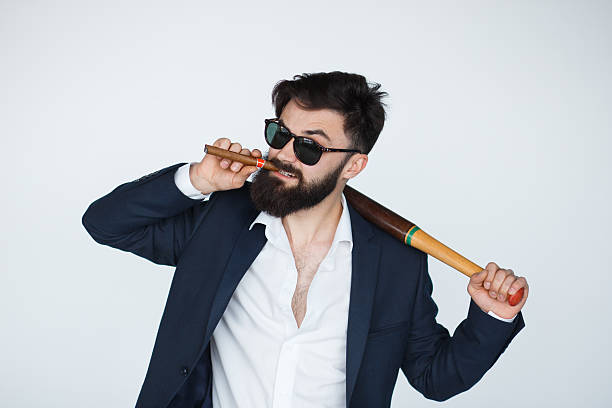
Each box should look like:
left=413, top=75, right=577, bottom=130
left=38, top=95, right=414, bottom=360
left=204, top=144, right=279, bottom=172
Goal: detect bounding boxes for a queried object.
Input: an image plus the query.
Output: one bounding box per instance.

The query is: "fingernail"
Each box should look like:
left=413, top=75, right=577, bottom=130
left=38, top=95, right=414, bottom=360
left=484, top=282, right=490, bottom=289
left=490, top=291, right=496, bottom=298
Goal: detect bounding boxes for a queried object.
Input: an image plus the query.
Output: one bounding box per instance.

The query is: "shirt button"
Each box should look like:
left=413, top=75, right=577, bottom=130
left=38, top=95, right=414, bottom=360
left=180, top=367, right=189, bottom=377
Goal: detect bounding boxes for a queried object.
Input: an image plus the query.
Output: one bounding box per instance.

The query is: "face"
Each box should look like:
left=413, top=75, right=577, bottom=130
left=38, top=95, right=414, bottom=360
left=250, top=99, right=362, bottom=217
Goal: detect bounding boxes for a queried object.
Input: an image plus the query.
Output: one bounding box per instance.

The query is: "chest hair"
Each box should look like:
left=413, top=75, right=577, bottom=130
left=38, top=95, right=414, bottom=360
left=290, top=247, right=328, bottom=328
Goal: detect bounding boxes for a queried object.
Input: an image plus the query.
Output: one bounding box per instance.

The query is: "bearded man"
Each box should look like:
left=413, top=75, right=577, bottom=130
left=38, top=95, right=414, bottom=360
left=82, top=71, right=528, bottom=408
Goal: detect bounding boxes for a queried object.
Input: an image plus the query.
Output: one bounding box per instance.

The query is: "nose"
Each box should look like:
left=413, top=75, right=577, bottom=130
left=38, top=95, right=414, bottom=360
left=275, top=137, right=298, bottom=164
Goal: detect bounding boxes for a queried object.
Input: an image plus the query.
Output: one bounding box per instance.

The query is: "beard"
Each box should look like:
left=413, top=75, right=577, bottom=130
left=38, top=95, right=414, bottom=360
left=249, top=156, right=348, bottom=218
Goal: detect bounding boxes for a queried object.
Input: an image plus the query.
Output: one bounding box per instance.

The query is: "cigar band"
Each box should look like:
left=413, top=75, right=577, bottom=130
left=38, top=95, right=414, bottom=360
left=256, top=158, right=265, bottom=168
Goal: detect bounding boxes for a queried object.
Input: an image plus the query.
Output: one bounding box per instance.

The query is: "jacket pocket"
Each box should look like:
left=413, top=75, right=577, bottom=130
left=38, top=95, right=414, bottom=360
left=367, top=321, right=410, bottom=339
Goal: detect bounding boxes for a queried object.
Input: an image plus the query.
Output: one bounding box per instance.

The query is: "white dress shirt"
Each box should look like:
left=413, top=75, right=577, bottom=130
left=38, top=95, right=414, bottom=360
left=173, top=162, right=515, bottom=407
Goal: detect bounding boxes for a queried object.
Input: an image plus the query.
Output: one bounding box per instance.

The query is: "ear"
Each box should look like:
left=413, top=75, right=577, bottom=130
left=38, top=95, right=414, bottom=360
left=342, top=153, right=368, bottom=180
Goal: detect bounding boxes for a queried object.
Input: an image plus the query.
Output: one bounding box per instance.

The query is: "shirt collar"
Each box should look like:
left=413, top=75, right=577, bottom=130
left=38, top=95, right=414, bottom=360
left=249, top=192, right=354, bottom=255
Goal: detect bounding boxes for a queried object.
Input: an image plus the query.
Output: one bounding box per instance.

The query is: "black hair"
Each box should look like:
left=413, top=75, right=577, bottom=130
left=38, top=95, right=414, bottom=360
left=271, top=71, right=388, bottom=154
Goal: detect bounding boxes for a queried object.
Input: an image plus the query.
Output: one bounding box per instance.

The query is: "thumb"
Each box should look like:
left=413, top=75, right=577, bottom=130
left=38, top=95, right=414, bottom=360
left=469, top=269, right=487, bottom=286
left=238, top=165, right=258, bottom=179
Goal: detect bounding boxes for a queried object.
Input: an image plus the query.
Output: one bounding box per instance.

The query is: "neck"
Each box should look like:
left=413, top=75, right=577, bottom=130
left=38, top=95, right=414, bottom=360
left=281, top=183, right=345, bottom=249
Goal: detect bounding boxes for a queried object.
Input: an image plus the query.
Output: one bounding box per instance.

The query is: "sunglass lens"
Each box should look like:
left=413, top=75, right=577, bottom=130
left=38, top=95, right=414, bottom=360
left=294, top=138, right=322, bottom=165
left=265, top=122, right=290, bottom=149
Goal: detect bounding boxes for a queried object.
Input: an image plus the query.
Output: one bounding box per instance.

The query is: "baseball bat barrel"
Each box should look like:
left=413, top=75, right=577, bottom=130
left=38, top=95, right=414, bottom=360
left=202, top=144, right=525, bottom=306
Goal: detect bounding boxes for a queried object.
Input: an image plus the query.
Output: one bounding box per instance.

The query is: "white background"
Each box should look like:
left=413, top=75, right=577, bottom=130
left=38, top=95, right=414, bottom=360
left=1, top=1, right=610, bottom=406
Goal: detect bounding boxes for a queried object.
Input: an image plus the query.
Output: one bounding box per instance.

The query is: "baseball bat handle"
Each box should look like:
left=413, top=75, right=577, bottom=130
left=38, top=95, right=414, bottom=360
left=406, top=225, right=524, bottom=306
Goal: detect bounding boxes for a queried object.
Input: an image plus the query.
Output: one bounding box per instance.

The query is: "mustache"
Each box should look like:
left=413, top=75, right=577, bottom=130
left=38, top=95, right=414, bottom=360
left=267, top=157, right=303, bottom=179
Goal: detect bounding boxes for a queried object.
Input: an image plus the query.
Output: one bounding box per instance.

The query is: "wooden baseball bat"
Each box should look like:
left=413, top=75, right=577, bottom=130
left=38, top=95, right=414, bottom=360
left=203, top=144, right=525, bottom=307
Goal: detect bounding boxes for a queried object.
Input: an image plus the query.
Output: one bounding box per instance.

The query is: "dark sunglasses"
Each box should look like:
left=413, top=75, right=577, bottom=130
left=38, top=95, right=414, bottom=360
left=264, top=118, right=361, bottom=165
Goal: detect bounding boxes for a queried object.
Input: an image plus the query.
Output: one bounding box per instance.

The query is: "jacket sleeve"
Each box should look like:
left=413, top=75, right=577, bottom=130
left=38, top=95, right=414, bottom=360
left=401, top=251, right=525, bottom=401
left=81, top=162, right=216, bottom=267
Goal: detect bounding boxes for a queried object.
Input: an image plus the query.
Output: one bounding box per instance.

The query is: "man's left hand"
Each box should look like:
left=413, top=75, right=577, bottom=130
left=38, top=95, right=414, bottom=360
left=468, top=262, right=529, bottom=319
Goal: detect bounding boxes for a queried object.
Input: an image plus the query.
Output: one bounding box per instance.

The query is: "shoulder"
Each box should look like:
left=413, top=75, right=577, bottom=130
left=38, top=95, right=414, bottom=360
left=347, top=199, right=425, bottom=262
left=346, top=198, right=426, bottom=301
left=373, top=222, right=426, bottom=274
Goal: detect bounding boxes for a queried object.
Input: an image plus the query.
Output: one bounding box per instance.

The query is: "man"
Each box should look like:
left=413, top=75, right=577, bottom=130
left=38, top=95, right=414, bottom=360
left=82, top=71, right=528, bottom=408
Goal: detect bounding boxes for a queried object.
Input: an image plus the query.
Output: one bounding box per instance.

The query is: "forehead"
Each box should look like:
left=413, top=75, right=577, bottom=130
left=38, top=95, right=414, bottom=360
left=279, top=99, right=348, bottom=145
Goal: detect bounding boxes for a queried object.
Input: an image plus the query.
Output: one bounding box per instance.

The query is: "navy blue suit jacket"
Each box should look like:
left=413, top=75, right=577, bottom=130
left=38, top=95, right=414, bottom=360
left=82, top=162, right=525, bottom=407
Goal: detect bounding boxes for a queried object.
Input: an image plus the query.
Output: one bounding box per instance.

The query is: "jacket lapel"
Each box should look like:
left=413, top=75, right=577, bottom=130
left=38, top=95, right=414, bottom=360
left=203, top=219, right=267, bottom=343
left=345, top=203, right=380, bottom=407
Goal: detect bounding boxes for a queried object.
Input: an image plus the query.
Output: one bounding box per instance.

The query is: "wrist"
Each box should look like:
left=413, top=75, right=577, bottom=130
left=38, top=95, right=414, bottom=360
left=189, top=163, right=215, bottom=195
left=488, top=310, right=517, bottom=323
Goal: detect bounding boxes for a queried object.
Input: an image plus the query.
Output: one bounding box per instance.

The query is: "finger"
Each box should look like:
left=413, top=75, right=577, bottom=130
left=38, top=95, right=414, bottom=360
left=213, top=138, right=231, bottom=149
left=252, top=149, right=262, bottom=158
left=219, top=141, right=242, bottom=168
left=509, top=277, right=529, bottom=308
left=469, top=269, right=488, bottom=285
left=508, top=276, right=527, bottom=297
left=228, top=142, right=242, bottom=153
left=237, top=164, right=258, bottom=178
left=489, top=269, right=509, bottom=298
left=230, top=148, right=251, bottom=172
left=230, top=164, right=258, bottom=188
left=483, top=262, right=498, bottom=290
left=222, top=142, right=241, bottom=169
left=207, top=138, right=231, bottom=166
left=497, top=270, right=516, bottom=302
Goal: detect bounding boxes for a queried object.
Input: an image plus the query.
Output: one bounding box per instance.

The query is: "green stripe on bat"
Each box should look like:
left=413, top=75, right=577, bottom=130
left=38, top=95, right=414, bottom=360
left=404, top=226, right=421, bottom=246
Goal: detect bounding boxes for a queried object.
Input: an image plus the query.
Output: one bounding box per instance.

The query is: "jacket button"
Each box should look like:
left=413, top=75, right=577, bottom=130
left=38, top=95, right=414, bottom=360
left=180, top=367, right=189, bottom=377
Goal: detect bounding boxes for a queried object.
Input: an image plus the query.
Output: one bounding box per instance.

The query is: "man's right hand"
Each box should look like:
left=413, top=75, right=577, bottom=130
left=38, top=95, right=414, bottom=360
left=189, top=138, right=263, bottom=195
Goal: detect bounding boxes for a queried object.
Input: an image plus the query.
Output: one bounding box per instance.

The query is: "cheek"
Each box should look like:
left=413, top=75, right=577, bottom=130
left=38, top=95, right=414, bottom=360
left=319, top=153, right=342, bottom=168
left=267, top=148, right=279, bottom=160
left=314, top=158, right=340, bottom=176
left=301, top=166, right=330, bottom=184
